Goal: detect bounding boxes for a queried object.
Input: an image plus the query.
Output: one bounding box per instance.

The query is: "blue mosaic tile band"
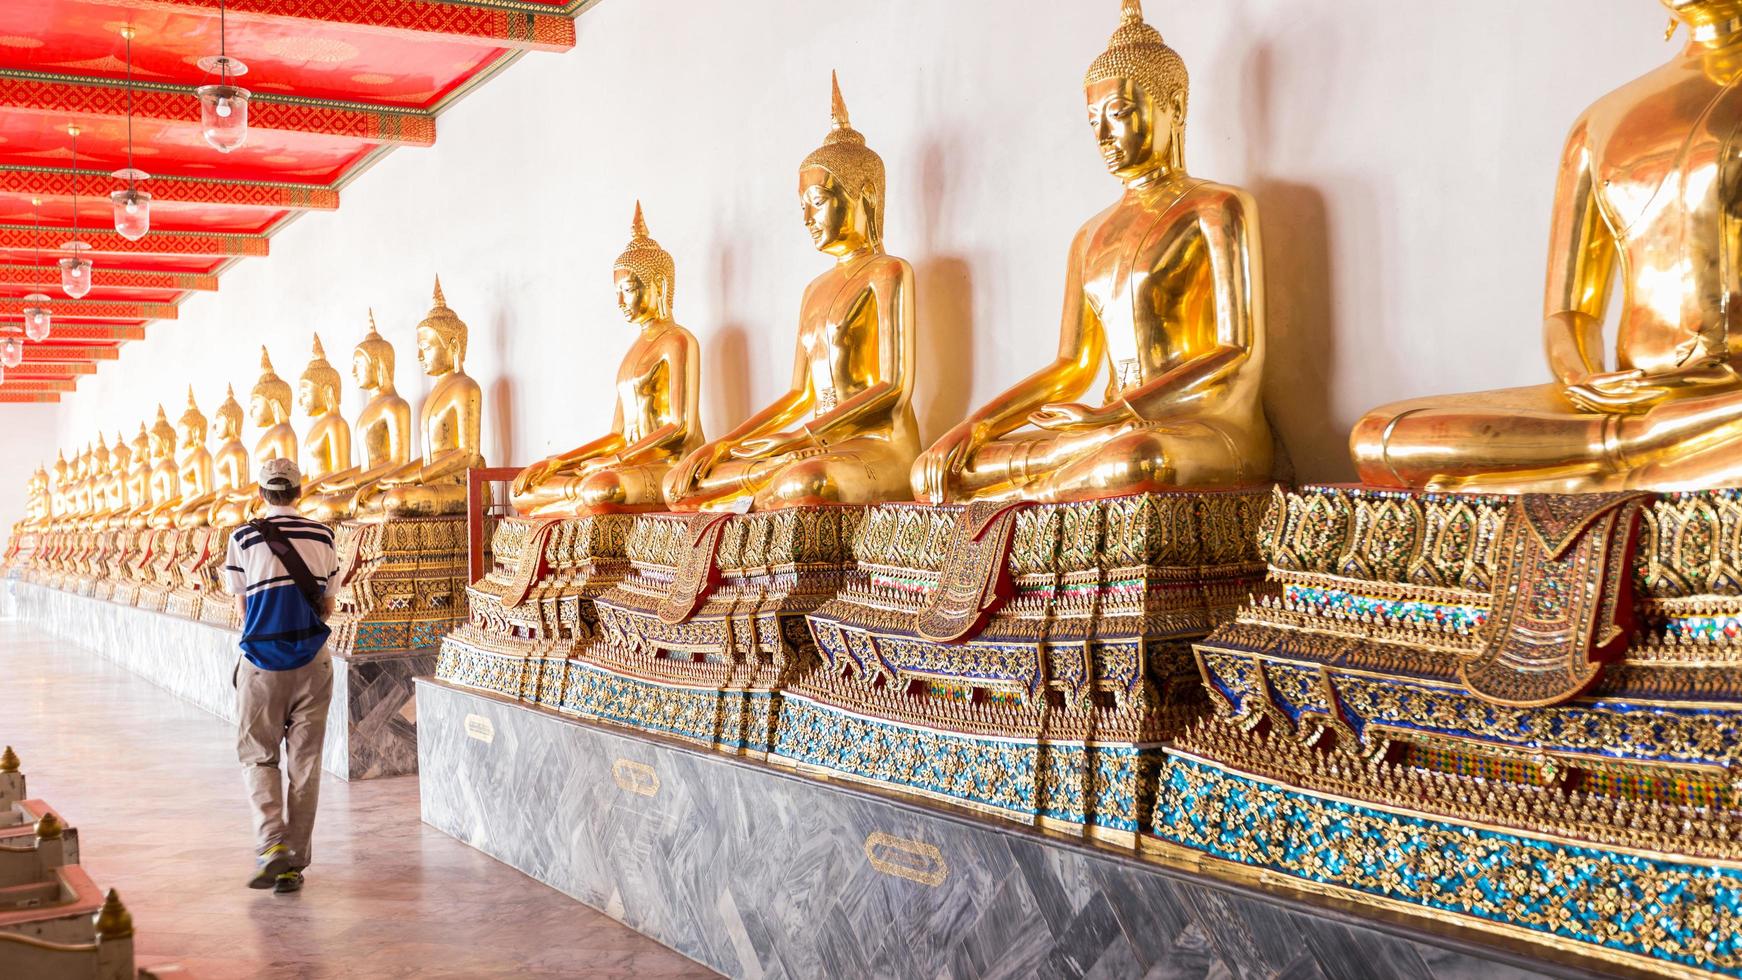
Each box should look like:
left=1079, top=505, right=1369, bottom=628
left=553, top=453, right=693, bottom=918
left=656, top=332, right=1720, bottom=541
left=1149, top=753, right=1742, bottom=976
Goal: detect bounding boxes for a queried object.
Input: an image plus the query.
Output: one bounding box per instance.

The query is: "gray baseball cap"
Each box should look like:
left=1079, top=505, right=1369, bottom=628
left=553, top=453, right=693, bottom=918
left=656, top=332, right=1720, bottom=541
left=259, top=457, right=301, bottom=492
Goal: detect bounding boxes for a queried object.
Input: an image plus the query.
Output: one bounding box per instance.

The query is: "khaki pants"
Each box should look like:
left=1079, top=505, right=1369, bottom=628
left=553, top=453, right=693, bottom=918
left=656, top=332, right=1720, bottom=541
left=235, top=647, right=332, bottom=868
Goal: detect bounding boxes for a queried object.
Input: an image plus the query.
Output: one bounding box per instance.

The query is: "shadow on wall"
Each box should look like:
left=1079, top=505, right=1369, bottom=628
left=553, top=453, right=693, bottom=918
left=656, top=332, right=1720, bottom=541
left=488, top=305, right=515, bottom=468
left=706, top=246, right=754, bottom=432
left=913, top=140, right=974, bottom=446
left=1239, top=34, right=1348, bottom=484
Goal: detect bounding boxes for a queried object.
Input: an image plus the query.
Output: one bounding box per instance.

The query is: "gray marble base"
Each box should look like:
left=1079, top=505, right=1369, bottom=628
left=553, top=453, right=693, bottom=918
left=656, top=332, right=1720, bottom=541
left=418, top=679, right=1610, bottom=980
left=323, top=647, right=435, bottom=780
left=9, top=581, right=430, bottom=781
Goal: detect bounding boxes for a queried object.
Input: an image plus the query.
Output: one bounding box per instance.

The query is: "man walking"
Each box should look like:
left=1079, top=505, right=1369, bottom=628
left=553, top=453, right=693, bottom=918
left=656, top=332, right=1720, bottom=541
left=222, top=458, right=341, bottom=895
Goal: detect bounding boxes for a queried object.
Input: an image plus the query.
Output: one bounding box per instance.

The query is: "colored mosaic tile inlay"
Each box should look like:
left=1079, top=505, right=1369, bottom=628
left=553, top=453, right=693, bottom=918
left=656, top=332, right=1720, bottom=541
left=1282, top=582, right=1486, bottom=633
left=774, top=696, right=1158, bottom=833
left=1149, top=754, right=1742, bottom=976
left=558, top=660, right=777, bottom=753
left=1662, top=614, right=1742, bottom=643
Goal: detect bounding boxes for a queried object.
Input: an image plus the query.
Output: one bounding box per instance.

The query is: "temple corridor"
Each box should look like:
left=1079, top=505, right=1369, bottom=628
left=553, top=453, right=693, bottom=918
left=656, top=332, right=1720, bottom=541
left=0, top=619, right=716, bottom=980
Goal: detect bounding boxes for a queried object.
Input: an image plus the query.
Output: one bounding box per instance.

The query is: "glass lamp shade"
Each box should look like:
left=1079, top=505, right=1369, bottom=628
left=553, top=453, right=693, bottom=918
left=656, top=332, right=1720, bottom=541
left=196, top=84, right=251, bottom=153
left=110, top=185, right=151, bottom=242
left=0, top=363, right=7, bottom=385
left=22, top=296, right=51, bottom=342
left=0, top=337, right=21, bottom=369
left=58, top=256, right=93, bottom=299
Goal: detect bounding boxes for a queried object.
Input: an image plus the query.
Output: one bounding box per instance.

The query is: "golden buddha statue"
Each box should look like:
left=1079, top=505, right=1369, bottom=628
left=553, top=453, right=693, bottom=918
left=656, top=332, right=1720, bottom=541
left=298, top=334, right=351, bottom=486
left=354, top=278, right=484, bottom=518
left=183, top=385, right=250, bottom=528
left=159, top=388, right=215, bottom=529
left=300, top=313, right=411, bottom=523
left=664, top=75, right=919, bottom=511
left=211, top=348, right=300, bottom=525
left=913, top=1, right=1270, bottom=503
left=1351, top=2, right=1742, bottom=492
left=24, top=463, right=49, bottom=527
left=511, top=203, right=704, bottom=516
left=102, top=431, right=133, bottom=529
left=85, top=439, right=113, bottom=525
left=48, top=452, right=68, bottom=525
left=142, top=407, right=182, bottom=528
left=62, top=446, right=88, bottom=525
left=120, top=426, right=152, bottom=530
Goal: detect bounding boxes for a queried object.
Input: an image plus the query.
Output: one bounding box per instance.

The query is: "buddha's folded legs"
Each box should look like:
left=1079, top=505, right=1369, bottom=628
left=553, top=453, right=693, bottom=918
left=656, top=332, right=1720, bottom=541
left=1351, top=382, right=1742, bottom=492
left=750, top=436, right=915, bottom=509
left=951, top=419, right=1264, bottom=503
left=518, top=462, right=672, bottom=518
left=669, top=437, right=915, bottom=511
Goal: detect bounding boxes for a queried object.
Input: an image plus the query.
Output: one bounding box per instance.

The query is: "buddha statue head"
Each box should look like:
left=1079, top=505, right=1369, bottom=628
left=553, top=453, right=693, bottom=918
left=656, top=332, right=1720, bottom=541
left=52, top=450, right=67, bottom=484
left=148, top=405, right=176, bottom=461
left=1084, top=0, right=1188, bottom=182
left=177, top=385, right=208, bottom=450
left=298, top=333, right=342, bottom=416
left=128, top=423, right=149, bottom=463
left=614, top=202, right=676, bottom=324
left=109, top=431, right=131, bottom=471
left=353, top=311, right=396, bottom=392
left=415, top=276, right=468, bottom=377
left=250, top=346, right=292, bottom=427
left=799, top=72, right=886, bottom=256
left=214, top=384, right=244, bottom=442
left=91, top=437, right=110, bottom=474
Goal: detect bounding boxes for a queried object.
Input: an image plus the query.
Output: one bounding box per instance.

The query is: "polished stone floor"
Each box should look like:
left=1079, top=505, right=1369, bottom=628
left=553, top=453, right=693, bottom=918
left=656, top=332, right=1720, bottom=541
left=0, top=618, right=716, bottom=980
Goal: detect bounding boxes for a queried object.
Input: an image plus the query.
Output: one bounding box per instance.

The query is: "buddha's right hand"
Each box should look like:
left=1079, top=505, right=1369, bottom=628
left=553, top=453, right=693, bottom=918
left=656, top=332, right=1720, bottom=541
left=667, top=442, right=729, bottom=496
left=511, top=459, right=556, bottom=497
left=912, top=421, right=982, bottom=503
left=1565, top=370, right=1669, bottom=414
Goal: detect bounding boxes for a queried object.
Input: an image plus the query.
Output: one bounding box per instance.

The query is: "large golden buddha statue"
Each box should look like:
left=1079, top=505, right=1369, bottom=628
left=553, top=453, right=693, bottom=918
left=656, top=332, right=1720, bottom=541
left=211, top=349, right=299, bottom=525
left=84, top=438, right=113, bottom=525
left=1352, top=2, right=1742, bottom=492
left=298, top=334, right=351, bottom=486
left=162, top=388, right=214, bottom=528
left=511, top=204, right=704, bottom=517
left=178, top=386, right=246, bottom=529
left=49, top=451, right=69, bottom=526
left=914, top=1, right=1270, bottom=503
left=353, top=278, right=484, bottom=518
left=301, top=313, right=411, bottom=522
left=664, top=75, right=918, bottom=511
left=912, top=0, right=1268, bottom=504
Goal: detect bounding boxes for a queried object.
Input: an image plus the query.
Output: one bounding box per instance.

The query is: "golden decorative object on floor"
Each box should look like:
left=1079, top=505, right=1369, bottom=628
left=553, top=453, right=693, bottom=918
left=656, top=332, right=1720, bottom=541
left=912, top=0, right=1271, bottom=504
left=510, top=202, right=703, bottom=518
left=300, top=312, right=411, bottom=523
left=1352, top=6, right=1742, bottom=493
left=663, top=73, right=919, bottom=512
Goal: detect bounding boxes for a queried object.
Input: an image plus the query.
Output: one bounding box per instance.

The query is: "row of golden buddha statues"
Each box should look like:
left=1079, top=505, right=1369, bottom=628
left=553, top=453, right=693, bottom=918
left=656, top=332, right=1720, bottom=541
left=10, top=279, right=484, bottom=647
left=10, top=1, right=1742, bottom=974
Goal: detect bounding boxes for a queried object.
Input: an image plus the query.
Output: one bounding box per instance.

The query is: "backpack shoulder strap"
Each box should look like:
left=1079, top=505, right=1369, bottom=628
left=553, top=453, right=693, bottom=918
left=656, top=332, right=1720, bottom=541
left=246, top=518, right=324, bottom=609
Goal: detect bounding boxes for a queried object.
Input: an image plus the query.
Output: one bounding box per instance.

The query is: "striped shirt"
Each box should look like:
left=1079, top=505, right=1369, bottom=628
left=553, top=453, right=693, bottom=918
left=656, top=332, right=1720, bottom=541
left=222, top=505, right=341, bottom=671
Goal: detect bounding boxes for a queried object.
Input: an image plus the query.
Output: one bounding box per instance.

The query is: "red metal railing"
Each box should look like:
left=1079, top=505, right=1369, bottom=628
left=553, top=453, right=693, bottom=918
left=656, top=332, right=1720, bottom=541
left=466, top=467, right=522, bottom=584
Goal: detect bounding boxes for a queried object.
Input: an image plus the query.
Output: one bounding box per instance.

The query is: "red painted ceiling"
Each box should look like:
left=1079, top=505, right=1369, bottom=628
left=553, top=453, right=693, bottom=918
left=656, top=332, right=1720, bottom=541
left=0, top=0, right=588, bottom=403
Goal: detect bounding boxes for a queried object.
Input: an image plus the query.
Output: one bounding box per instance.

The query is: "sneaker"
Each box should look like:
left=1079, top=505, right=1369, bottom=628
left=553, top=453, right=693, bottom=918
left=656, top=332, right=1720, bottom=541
left=248, top=844, right=292, bottom=889
left=273, top=870, right=304, bottom=894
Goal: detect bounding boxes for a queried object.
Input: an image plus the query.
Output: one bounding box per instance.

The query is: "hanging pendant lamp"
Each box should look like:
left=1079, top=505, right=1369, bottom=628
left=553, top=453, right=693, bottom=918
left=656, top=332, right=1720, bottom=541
left=58, top=127, right=93, bottom=300
left=0, top=337, right=21, bottom=370
left=110, top=27, right=151, bottom=242
left=25, top=197, right=53, bottom=341
left=196, top=0, right=250, bottom=153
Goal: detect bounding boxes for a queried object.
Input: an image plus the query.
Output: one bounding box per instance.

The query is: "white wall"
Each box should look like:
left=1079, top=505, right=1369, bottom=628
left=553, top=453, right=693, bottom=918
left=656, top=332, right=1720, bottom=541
left=27, top=0, right=1672, bottom=502
left=0, top=405, right=65, bottom=529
